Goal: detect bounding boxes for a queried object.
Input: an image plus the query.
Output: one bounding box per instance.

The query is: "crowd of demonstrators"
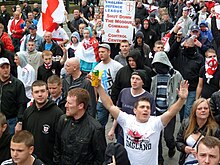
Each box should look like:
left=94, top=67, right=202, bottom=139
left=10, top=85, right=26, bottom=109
left=2, top=0, right=220, bottom=164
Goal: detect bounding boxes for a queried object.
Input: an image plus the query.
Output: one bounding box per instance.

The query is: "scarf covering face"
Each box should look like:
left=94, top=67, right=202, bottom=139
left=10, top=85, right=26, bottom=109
left=205, top=57, right=218, bottom=83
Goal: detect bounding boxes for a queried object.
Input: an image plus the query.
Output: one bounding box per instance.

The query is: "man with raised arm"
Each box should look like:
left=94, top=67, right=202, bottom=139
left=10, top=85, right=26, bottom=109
left=95, top=80, right=189, bottom=165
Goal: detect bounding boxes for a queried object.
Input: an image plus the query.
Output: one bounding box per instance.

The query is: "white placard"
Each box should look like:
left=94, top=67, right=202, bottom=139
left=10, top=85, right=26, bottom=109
left=102, top=0, right=135, bottom=43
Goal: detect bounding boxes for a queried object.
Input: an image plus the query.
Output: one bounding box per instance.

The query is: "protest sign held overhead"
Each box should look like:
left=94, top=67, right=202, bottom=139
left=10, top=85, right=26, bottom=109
left=102, top=0, right=135, bottom=43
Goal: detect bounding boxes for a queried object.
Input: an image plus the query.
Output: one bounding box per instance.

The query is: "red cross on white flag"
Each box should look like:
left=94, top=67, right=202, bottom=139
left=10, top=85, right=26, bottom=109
left=37, top=0, right=65, bottom=36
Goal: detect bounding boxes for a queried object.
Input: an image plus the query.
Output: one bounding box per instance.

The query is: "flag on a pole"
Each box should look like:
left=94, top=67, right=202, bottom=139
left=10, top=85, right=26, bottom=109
left=37, top=0, right=65, bottom=36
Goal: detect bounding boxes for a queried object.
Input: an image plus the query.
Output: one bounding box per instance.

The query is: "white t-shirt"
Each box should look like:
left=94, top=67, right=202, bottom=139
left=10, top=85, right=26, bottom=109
left=117, top=111, right=164, bottom=165
left=94, top=59, right=122, bottom=100
left=52, top=27, right=69, bottom=45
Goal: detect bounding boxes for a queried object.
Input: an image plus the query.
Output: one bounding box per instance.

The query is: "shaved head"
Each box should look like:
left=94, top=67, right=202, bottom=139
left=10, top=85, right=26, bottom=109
left=65, top=57, right=80, bottom=75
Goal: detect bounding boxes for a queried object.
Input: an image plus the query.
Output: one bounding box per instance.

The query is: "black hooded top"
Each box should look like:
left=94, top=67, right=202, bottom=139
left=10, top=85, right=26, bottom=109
left=140, top=18, right=158, bottom=50
left=111, top=49, right=152, bottom=104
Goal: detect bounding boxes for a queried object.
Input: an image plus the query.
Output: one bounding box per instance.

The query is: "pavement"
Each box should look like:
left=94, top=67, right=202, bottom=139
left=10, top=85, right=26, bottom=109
left=63, top=17, right=181, bottom=165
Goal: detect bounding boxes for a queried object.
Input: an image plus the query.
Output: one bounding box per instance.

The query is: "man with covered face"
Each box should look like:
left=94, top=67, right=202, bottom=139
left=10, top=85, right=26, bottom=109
left=168, top=34, right=204, bottom=122
left=196, top=48, right=220, bottom=100
left=151, top=51, right=183, bottom=165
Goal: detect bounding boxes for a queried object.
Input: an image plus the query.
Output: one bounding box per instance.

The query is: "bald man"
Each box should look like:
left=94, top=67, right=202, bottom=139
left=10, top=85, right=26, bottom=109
left=62, top=57, right=96, bottom=117
left=39, top=31, right=63, bottom=58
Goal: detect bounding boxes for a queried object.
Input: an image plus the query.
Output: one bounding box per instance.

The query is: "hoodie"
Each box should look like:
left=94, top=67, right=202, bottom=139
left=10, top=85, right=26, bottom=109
left=199, top=20, right=213, bottom=42
left=22, top=99, right=63, bottom=165
left=16, top=52, right=36, bottom=99
left=140, top=18, right=158, bottom=50
left=151, top=51, right=183, bottom=108
left=66, top=31, right=80, bottom=58
left=130, top=31, right=151, bottom=67
left=111, top=49, right=152, bottom=104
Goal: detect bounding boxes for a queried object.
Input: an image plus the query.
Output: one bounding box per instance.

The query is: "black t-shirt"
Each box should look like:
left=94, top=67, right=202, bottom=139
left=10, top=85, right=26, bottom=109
left=199, top=65, right=220, bottom=98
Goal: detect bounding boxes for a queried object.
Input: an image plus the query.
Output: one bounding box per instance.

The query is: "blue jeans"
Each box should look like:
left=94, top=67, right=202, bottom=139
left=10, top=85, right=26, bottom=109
left=7, top=117, right=18, bottom=134
left=96, top=102, right=109, bottom=127
left=180, top=91, right=196, bottom=122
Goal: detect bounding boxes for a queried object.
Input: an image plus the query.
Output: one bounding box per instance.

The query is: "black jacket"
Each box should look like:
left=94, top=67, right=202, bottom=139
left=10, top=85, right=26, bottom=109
left=0, top=41, right=17, bottom=77
left=111, top=49, right=152, bottom=104
left=0, top=76, right=28, bottom=121
left=62, top=72, right=97, bottom=118
left=53, top=113, right=106, bottom=165
left=39, top=40, right=63, bottom=57
left=140, top=19, right=158, bottom=50
left=135, top=5, right=148, bottom=21
left=210, top=90, right=220, bottom=123
left=67, top=17, right=85, bottom=33
left=22, top=99, right=63, bottom=165
left=0, top=127, right=11, bottom=164
left=37, top=61, right=63, bottom=82
left=0, top=11, right=10, bottom=33
left=176, top=119, right=220, bottom=154
left=168, top=41, right=204, bottom=91
left=211, top=16, right=220, bottom=60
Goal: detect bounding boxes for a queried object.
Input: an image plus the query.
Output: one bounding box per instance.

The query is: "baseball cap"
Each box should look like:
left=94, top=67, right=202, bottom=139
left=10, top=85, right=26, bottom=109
left=29, top=24, right=37, bottom=30
left=183, top=7, right=188, bottom=11
left=98, top=43, right=111, bottom=51
left=191, top=25, right=200, bottom=32
left=0, top=58, right=10, bottom=66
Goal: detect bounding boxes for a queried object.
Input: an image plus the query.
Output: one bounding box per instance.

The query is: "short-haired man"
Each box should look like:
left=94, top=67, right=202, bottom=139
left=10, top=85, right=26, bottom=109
left=39, top=31, right=63, bottom=58
left=37, top=50, right=66, bottom=82
left=196, top=48, right=220, bottom=100
left=149, top=40, right=165, bottom=63
left=66, top=9, right=84, bottom=33
left=21, top=24, right=43, bottom=51
left=94, top=43, right=123, bottom=127
left=114, top=40, right=130, bottom=66
left=47, top=75, right=66, bottom=112
left=184, top=136, right=220, bottom=165
left=196, top=136, right=220, bottom=165
left=108, top=70, right=156, bottom=144
left=22, top=80, right=63, bottom=164
left=26, top=40, right=43, bottom=78
left=1, top=130, right=45, bottom=165
left=95, top=79, right=188, bottom=165
left=62, top=57, right=96, bottom=117
left=0, top=58, right=28, bottom=134
left=53, top=88, right=106, bottom=165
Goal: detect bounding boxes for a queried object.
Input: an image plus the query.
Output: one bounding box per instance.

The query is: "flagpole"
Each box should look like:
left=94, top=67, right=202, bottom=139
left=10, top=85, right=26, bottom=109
left=66, top=0, right=70, bottom=13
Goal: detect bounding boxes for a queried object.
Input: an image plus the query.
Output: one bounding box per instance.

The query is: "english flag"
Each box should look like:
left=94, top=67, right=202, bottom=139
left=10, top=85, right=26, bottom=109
left=161, top=21, right=184, bottom=52
left=37, top=0, right=65, bottom=36
left=143, top=4, right=159, bottom=13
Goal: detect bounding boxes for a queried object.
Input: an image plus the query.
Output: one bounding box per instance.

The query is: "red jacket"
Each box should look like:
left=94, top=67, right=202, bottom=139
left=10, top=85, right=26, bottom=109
left=1, top=32, right=14, bottom=52
left=10, top=18, right=24, bottom=39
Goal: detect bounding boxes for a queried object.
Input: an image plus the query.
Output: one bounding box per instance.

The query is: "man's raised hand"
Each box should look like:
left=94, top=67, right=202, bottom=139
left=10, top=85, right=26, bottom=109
left=177, top=80, right=189, bottom=100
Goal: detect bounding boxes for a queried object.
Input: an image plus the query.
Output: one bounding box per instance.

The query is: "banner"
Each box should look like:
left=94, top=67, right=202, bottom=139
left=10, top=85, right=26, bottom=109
left=37, top=0, right=65, bottom=36
left=102, top=0, right=135, bottom=43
